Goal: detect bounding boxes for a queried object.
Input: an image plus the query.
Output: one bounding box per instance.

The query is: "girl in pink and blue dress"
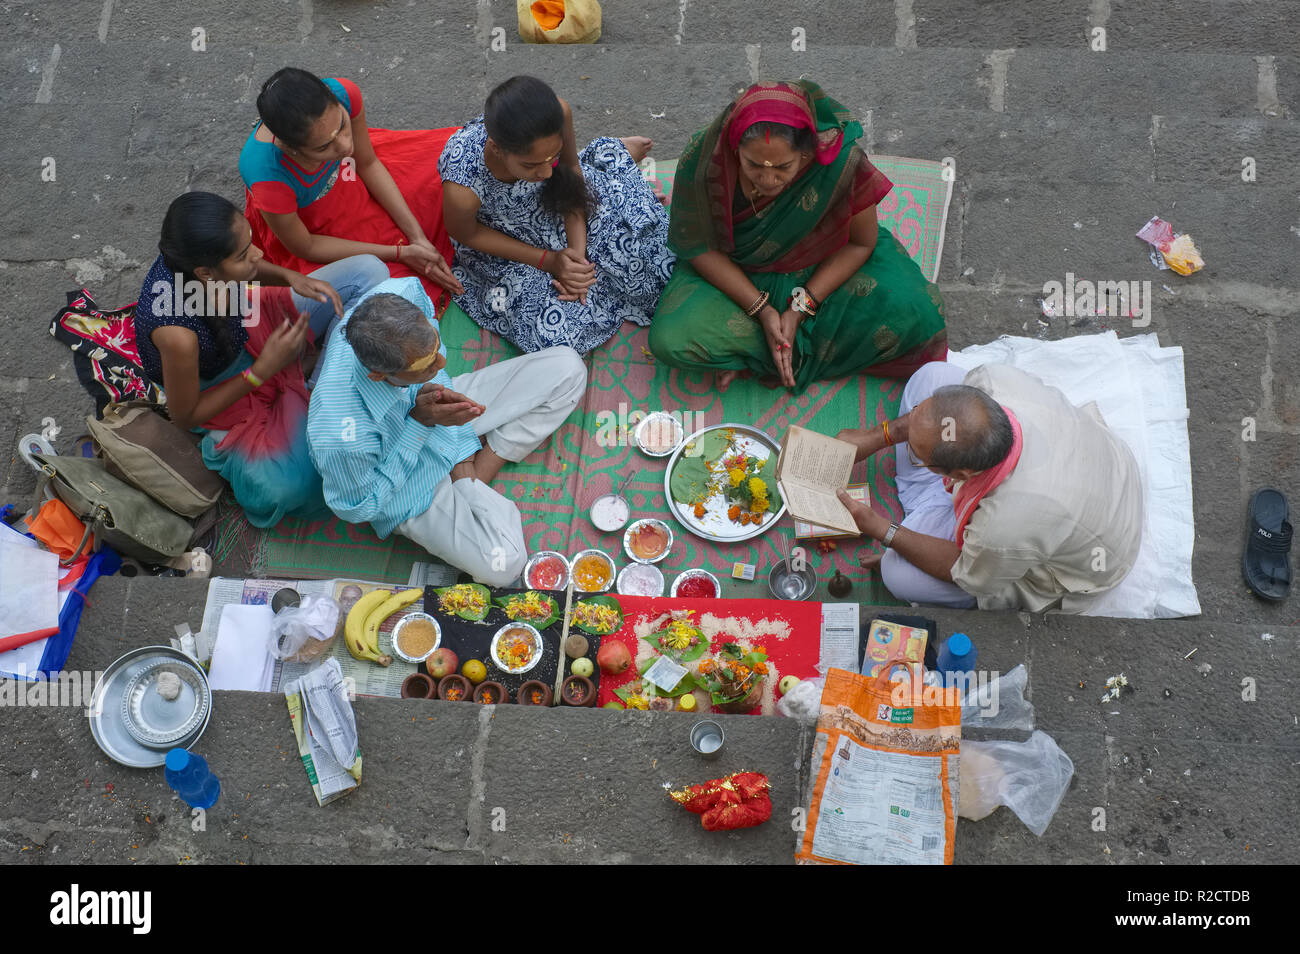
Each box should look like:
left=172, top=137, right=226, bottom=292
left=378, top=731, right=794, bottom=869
left=240, top=68, right=463, bottom=308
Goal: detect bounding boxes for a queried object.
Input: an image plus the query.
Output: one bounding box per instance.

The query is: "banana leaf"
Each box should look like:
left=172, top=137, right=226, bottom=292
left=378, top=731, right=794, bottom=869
left=494, top=591, right=559, bottom=629
left=669, top=452, right=712, bottom=505
left=626, top=662, right=699, bottom=700
left=433, top=583, right=492, bottom=621
left=571, top=594, right=623, bottom=635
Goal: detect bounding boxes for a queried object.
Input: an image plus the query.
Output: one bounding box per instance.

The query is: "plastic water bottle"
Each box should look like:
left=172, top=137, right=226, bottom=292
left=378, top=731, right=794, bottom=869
left=164, top=749, right=221, bottom=810
left=936, top=632, right=978, bottom=690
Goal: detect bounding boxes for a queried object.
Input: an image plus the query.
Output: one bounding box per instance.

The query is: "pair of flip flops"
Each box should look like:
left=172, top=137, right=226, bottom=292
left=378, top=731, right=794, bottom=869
left=1243, top=488, right=1292, bottom=601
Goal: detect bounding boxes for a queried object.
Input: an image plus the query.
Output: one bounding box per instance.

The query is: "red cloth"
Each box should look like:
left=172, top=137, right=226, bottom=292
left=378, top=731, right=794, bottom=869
left=945, top=406, right=1023, bottom=549
left=671, top=772, right=773, bottom=831
left=595, top=596, right=822, bottom=712
left=201, top=287, right=306, bottom=459
left=245, top=125, right=460, bottom=308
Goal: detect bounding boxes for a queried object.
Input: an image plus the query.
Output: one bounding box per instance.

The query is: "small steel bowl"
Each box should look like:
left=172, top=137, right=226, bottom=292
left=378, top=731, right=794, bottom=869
left=589, top=493, right=631, bottom=533
left=271, top=587, right=301, bottom=614
left=690, top=720, right=726, bottom=759
left=490, top=622, right=544, bottom=675
left=523, top=550, right=570, bottom=591
left=623, top=518, right=673, bottom=565
left=768, top=559, right=817, bottom=601
left=390, top=611, right=442, bottom=664
left=617, top=561, right=665, bottom=597
left=670, top=568, right=721, bottom=598
left=635, top=412, right=685, bottom=457
left=570, top=548, right=616, bottom=593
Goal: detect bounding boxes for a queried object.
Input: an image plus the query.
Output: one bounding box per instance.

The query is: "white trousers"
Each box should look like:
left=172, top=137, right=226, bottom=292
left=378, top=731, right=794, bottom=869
left=880, top=361, right=978, bottom=609
left=397, top=347, right=587, bottom=586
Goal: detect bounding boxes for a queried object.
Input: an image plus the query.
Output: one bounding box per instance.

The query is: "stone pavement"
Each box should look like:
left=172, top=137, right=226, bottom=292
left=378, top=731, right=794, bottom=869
left=1, top=1, right=1297, bottom=864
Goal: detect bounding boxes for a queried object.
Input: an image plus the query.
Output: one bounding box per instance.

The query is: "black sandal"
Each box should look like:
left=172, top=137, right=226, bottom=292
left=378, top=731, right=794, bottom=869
left=1242, top=488, right=1292, bottom=601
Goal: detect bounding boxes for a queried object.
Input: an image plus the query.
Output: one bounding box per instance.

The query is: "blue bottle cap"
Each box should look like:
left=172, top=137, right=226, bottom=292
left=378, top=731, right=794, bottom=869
left=164, top=748, right=191, bottom=771
left=948, top=633, right=972, bottom=656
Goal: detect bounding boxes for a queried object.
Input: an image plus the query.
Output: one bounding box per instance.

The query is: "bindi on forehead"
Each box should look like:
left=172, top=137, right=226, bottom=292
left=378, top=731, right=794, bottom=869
left=305, top=105, right=347, bottom=150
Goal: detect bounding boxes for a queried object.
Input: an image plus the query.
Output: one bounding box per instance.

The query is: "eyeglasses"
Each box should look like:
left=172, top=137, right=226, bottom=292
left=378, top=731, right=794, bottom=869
left=905, top=442, right=926, bottom=469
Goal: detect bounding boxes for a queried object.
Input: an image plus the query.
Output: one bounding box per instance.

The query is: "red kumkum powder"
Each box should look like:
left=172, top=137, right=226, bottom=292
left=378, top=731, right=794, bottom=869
left=676, top=576, right=717, bottom=599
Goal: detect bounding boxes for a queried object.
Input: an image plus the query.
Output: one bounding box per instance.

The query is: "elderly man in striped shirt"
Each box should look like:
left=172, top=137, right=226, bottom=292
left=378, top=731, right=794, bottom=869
left=307, top=278, right=586, bottom=586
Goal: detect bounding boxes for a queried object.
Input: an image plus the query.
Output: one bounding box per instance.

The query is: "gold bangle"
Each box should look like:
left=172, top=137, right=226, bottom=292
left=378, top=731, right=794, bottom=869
left=745, top=291, right=769, bottom=318
left=881, top=419, right=893, bottom=445
left=241, top=368, right=264, bottom=389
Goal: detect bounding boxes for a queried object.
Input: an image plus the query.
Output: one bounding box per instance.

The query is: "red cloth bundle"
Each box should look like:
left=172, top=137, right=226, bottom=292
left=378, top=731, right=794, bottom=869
left=668, top=772, right=772, bottom=831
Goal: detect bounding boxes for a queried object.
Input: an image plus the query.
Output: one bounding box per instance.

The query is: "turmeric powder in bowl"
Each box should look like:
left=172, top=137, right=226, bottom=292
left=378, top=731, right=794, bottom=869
left=572, top=551, right=614, bottom=592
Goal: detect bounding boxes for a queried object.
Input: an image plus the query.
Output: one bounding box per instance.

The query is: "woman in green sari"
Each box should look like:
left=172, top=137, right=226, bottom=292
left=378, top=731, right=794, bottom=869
left=649, top=80, right=948, bottom=391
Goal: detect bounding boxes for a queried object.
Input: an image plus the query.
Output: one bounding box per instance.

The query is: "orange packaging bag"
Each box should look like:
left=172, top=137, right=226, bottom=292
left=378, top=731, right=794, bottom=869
left=796, top=665, right=961, bottom=865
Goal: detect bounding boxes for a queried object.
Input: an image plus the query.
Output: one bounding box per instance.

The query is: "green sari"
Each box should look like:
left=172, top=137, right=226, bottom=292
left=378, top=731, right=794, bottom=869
left=649, top=81, right=947, bottom=391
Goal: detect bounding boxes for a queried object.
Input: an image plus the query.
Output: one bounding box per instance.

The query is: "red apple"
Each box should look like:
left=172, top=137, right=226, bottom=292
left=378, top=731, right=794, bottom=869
left=427, top=648, right=459, bottom=680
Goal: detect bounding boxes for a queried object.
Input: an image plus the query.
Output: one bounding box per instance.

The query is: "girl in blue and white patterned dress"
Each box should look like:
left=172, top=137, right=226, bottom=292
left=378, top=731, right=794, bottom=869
left=439, top=75, right=675, bottom=354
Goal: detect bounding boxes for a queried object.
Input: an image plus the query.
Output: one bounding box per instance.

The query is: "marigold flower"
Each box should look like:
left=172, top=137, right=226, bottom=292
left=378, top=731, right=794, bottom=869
left=754, top=662, right=769, bottom=674
left=752, top=495, right=769, bottom=513
left=729, top=468, right=746, bottom=487
left=748, top=477, right=767, bottom=496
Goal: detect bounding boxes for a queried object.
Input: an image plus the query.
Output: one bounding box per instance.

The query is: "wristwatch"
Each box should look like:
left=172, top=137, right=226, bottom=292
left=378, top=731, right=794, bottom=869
left=881, top=523, right=900, bottom=548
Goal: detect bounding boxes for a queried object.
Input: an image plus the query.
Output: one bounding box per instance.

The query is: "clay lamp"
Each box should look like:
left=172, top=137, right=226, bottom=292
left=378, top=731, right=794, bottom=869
left=473, top=681, right=508, bottom=705
left=401, top=672, right=435, bottom=699
left=561, top=674, right=597, bottom=707
left=437, top=674, right=473, bottom=702
left=517, top=680, right=553, bottom=706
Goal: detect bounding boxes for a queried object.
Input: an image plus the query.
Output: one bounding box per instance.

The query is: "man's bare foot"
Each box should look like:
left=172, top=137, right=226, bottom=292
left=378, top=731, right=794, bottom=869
left=858, top=550, right=884, bottom=572
left=717, top=368, right=752, bottom=392
left=620, top=135, right=653, bottom=163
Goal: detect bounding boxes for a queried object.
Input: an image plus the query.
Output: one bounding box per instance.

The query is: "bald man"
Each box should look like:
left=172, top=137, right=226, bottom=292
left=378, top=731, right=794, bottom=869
left=836, top=361, right=1143, bottom=613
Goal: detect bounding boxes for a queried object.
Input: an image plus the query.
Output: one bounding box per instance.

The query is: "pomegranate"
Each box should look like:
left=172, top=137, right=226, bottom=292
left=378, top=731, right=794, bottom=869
left=597, top=640, right=632, bottom=675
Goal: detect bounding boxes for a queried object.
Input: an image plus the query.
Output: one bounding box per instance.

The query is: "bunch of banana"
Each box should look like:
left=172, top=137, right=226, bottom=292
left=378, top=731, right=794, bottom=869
left=342, top=587, right=422, bottom=666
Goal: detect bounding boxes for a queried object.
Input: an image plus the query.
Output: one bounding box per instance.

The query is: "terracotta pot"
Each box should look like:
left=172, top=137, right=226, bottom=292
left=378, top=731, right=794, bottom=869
left=517, top=680, right=553, bottom=706
left=473, top=680, right=507, bottom=705
left=437, top=674, right=472, bottom=702
left=401, top=673, right=435, bottom=699
left=561, top=674, right=597, bottom=707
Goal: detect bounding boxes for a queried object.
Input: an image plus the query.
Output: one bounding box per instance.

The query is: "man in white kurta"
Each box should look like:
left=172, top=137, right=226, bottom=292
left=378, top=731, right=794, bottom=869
left=308, top=278, right=586, bottom=586
left=838, top=361, right=1143, bottom=613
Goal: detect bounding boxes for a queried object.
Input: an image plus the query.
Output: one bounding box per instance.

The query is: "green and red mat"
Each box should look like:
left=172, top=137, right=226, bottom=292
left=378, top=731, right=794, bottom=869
left=258, top=156, right=954, bottom=603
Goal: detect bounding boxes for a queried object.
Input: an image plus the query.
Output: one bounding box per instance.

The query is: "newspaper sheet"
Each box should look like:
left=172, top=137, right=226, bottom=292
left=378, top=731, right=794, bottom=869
left=200, top=576, right=421, bottom=698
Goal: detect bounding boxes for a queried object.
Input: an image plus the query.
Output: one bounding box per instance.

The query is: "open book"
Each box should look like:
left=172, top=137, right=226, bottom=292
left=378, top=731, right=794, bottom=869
left=774, top=426, right=861, bottom=536
left=794, top=483, right=872, bottom=540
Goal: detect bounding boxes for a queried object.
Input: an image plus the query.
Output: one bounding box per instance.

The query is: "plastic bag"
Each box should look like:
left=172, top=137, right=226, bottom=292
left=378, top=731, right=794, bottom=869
left=269, top=595, right=340, bottom=664
left=958, top=730, right=1074, bottom=836
left=960, top=664, right=1035, bottom=731
left=517, top=0, right=601, bottom=43
left=776, top=677, right=824, bottom=720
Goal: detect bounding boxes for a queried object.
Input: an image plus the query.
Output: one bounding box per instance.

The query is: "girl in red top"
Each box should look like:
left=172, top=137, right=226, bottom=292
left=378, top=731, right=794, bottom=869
left=239, top=68, right=464, bottom=307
